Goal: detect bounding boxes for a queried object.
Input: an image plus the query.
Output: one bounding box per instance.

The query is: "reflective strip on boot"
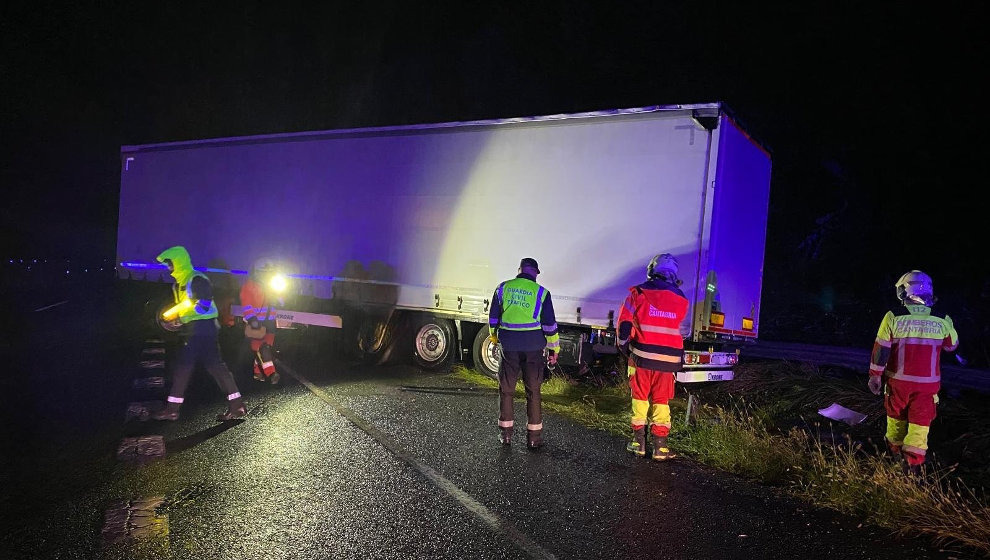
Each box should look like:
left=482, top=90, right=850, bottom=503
left=626, top=429, right=646, bottom=456
left=652, top=435, right=676, bottom=460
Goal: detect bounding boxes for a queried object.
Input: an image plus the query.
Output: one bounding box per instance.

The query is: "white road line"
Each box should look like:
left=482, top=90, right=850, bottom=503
left=280, top=362, right=558, bottom=560
left=34, top=300, right=69, bottom=312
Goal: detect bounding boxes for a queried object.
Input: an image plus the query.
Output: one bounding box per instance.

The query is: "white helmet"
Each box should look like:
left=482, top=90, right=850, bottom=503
left=647, top=253, right=679, bottom=283
left=253, top=257, right=277, bottom=274
left=895, top=270, right=934, bottom=306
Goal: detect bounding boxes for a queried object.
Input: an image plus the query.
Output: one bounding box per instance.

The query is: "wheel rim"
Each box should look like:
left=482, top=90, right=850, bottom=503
left=155, top=303, right=182, bottom=332
left=415, top=323, right=447, bottom=363
left=480, top=337, right=502, bottom=373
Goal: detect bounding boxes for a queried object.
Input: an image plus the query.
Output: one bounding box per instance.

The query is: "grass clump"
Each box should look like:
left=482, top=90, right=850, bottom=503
left=673, top=401, right=806, bottom=482
left=450, top=362, right=990, bottom=557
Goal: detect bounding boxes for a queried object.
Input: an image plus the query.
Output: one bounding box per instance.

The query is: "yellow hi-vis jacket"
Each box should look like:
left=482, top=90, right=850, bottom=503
left=489, top=276, right=560, bottom=353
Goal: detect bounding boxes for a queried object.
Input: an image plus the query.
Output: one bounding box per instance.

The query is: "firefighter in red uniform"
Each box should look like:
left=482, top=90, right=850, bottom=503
left=869, top=270, right=959, bottom=474
left=617, top=253, right=689, bottom=461
left=241, top=258, right=281, bottom=384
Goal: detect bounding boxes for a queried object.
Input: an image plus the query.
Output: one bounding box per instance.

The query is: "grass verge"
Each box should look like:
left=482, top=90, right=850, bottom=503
left=451, top=364, right=990, bottom=557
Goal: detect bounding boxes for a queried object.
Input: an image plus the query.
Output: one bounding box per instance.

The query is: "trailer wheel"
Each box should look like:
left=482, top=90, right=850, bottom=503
left=411, top=316, right=454, bottom=370
left=151, top=299, right=183, bottom=334
left=471, top=327, right=501, bottom=380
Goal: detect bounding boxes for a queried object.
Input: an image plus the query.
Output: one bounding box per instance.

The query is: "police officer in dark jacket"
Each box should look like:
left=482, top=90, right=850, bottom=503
left=489, top=258, right=561, bottom=449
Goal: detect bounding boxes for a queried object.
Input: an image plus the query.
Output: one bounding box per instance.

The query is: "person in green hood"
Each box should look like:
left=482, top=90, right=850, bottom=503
left=152, top=246, right=247, bottom=421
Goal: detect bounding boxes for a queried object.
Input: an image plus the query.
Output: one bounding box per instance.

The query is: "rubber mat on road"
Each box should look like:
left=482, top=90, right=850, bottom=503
left=116, top=436, right=166, bottom=463
left=139, top=360, right=165, bottom=369
left=125, top=401, right=165, bottom=422
left=101, top=497, right=168, bottom=546
left=132, top=377, right=165, bottom=390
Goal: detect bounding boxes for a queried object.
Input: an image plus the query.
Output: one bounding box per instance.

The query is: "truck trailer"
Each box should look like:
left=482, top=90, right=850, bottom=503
left=116, top=102, right=772, bottom=381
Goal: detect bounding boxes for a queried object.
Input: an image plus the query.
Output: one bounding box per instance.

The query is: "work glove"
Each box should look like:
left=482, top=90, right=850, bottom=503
left=868, top=375, right=883, bottom=395
left=489, top=333, right=499, bottom=345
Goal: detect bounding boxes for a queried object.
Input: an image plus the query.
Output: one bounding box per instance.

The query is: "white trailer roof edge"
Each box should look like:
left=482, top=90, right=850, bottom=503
left=120, top=102, right=725, bottom=153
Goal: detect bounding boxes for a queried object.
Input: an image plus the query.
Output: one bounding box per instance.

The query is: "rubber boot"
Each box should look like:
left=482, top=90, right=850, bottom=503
left=527, top=429, right=543, bottom=450
left=652, top=434, right=676, bottom=461
left=152, top=401, right=181, bottom=421
left=218, top=397, right=247, bottom=421
left=268, top=371, right=280, bottom=385
left=626, top=428, right=646, bottom=456
left=499, top=427, right=513, bottom=446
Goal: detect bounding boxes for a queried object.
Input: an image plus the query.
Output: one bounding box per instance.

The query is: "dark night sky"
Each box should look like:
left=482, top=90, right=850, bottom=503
left=2, top=2, right=986, bottom=346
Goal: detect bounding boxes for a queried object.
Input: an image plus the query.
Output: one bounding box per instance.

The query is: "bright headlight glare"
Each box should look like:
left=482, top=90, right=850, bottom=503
left=270, top=274, right=288, bottom=293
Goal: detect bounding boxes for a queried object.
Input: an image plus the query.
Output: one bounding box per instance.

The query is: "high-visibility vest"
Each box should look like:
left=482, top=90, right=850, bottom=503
left=172, top=272, right=219, bottom=323
left=497, top=278, right=547, bottom=331
left=494, top=277, right=561, bottom=352
left=870, top=305, right=958, bottom=383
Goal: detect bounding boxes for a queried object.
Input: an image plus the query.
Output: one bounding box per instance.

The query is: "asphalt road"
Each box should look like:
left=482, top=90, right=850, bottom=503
left=0, top=279, right=979, bottom=559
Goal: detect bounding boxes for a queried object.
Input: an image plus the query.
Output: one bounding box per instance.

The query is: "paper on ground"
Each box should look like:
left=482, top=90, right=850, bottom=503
left=817, top=402, right=867, bottom=425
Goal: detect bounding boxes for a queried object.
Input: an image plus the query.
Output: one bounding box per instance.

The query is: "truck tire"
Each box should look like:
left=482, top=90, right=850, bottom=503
left=411, top=316, right=454, bottom=370
left=471, top=327, right=501, bottom=380
left=150, top=298, right=183, bottom=334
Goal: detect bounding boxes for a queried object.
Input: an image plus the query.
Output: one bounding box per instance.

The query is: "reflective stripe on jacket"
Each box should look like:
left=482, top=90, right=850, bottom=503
left=617, top=279, right=689, bottom=372
left=240, top=278, right=277, bottom=322
left=490, top=275, right=560, bottom=353
left=174, top=271, right=219, bottom=323
left=870, top=304, right=958, bottom=383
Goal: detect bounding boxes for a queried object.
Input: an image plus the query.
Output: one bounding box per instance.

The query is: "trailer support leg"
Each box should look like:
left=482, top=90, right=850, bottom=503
left=684, top=391, right=694, bottom=426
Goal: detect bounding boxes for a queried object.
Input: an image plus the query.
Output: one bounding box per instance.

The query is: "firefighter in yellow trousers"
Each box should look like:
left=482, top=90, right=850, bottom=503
left=868, top=270, right=958, bottom=475
left=618, top=254, right=689, bottom=461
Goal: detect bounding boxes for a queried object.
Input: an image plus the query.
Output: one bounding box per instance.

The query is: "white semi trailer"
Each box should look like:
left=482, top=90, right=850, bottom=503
left=116, top=103, right=772, bottom=381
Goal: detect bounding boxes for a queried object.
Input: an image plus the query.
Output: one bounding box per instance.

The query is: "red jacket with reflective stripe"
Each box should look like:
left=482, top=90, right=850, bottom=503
left=240, top=279, right=276, bottom=323
left=617, top=279, right=689, bottom=372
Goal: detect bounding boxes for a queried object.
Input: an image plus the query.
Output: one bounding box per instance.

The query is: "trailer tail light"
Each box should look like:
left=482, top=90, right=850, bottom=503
left=710, top=311, right=725, bottom=327
left=684, top=350, right=736, bottom=367
left=742, top=317, right=754, bottom=331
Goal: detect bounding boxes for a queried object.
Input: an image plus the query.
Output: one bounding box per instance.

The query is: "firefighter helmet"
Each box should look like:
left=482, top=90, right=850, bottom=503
left=647, top=253, right=679, bottom=283
left=895, top=270, right=935, bottom=306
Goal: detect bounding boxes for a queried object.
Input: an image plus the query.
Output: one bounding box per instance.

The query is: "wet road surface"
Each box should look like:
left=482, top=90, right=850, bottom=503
left=0, top=280, right=977, bottom=559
